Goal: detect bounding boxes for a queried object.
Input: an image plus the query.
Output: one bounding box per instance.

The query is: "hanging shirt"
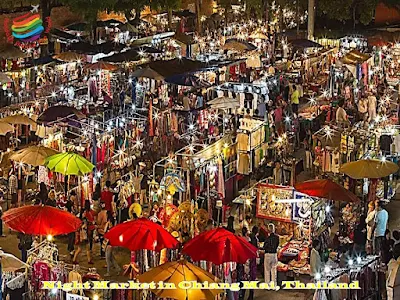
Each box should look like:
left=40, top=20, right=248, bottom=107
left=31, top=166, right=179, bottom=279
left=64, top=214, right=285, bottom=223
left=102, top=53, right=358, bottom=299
left=101, top=189, right=114, bottom=212
left=291, top=90, right=300, bottom=105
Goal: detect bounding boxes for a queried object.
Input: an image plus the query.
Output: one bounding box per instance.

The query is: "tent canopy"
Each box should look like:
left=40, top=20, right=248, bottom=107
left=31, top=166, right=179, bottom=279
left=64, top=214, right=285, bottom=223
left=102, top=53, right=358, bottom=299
left=165, top=74, right=210, bottom=87
left=291, top=39, right=322, bottom=48
left=101, top=49, right=140, bottom=63
left=342, top=50, right=371, bottom=65
left=70, top=41, right=125, bottom=54
left=149, top=57, right=208, bottom=78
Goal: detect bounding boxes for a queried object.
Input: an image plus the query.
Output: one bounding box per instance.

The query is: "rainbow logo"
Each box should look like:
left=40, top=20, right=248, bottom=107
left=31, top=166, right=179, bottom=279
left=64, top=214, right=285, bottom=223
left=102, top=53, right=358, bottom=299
left=11, top=12, right=44, bottom=42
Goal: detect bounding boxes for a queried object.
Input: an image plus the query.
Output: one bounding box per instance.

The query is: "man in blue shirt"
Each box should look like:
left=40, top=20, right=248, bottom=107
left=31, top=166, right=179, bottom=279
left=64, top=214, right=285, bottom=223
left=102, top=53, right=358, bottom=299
left=374, top=201, right=389, bottom=257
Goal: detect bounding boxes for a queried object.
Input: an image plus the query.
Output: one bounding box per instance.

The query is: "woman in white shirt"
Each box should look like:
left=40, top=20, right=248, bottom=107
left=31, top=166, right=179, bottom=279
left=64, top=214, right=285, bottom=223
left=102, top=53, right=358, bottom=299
left=365, top=201, right=376, bottom=254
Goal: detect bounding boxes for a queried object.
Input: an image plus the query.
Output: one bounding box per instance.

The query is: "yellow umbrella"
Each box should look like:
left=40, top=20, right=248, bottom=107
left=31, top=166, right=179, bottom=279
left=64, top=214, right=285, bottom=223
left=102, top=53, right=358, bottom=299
left=250, top=32, right=268, bottom=40
left=10, top=145, right=59, bottom=167
left=0, top=250, right=28, bottom=271
left=340, top=159, right=399, bottom=179
left=0, top=121, right=14, bottom=135
left=137, top=260, right=222, bottom=300
left=45, top=152, right=94, bottom=176
left=1, top=114, right=36, bottom=126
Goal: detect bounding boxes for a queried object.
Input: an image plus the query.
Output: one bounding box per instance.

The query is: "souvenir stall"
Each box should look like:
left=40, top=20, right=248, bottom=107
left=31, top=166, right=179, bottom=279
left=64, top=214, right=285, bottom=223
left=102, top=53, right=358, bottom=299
left=256, top=183, right=334, bottom=282
left=312, top=124, right=376, bottom=181
left=341, top=50, right=374, bottom=89
left=209, top=81, right=270, bottom=116
left=25, top=240, right=107, bottom=300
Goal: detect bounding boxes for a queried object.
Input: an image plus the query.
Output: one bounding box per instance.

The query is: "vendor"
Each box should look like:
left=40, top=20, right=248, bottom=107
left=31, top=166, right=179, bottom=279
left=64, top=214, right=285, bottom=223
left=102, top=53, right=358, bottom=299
left=263, top=223, right=279, bottom=284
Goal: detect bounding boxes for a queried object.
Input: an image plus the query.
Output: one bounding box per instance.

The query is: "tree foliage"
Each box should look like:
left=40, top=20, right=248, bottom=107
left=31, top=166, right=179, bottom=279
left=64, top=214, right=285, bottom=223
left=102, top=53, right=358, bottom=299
left=318, top=0, right=379, bottom=27
left=114, top=0, right=148, bottom=21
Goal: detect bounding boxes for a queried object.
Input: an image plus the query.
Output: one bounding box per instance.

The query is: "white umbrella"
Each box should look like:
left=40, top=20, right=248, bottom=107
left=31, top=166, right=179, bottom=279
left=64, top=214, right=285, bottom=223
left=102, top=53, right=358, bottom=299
left=0, top=250, right=28, bottom=271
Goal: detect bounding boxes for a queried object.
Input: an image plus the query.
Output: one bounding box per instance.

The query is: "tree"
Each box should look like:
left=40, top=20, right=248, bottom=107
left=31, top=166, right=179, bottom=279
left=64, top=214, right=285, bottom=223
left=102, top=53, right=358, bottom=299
left=114, top=0, right=148, bottom=22
left=318, top=0, right=379, bottom=29
left=60, top=0, right=116, bottom=44
left=150, top=0, right=181, bottom=30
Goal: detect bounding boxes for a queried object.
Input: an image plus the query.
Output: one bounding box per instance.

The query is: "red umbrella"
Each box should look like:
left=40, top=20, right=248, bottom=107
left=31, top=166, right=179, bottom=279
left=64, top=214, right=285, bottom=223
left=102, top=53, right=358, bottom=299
left=2, top=205, right=82, bottom=236
left=104, top=218, right=179, bottom=252
left=182, top=227, right=258, bottom=264
left=294, top=179, right=359, bottom=202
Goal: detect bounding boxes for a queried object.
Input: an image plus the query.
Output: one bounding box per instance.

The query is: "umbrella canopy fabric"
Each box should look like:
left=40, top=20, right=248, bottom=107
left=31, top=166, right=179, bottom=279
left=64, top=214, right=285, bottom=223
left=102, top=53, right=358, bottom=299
left=10, top=145, right=59, bottom=167
left=45, top=152, right=94, bottom=176
left=131, top=67, right=164, bottom=80
left=0, top=250, right=28, bottom=272
left=340, top=159, right=399, bottom=179
left=2, top=205, right=82, bottom=236
left=101, top=49, right=140, bottom=63
left=0, top=44, right=27, bottom=59
left=290, top=39, right=323, bottom=48
left=207, top=96, right=239, bottom=110
left=0, top=72, right=13, bottom=84
left=165, top=74, right=211, bottom=87
left=104, top=217, right=179, bottom=252
left=87, top=61, right=118, bottom=71
left=149, top=58, right=207, bottom=78
left=250, top=32, right=268, bottom=40
left=37, top=105, right=85, bottom=124
left=1, top=114, right=36, bottom=126
left=0, top=121, right=14, bottom=135
left=223, top=39, right=257, bottom=52
left=294, top=179, right=359, bottom=202
left=137, top=260, right=222, bottom=300
left=182, top=227, right=258, bottom=264
left=53, top=51, right=85, bottom=62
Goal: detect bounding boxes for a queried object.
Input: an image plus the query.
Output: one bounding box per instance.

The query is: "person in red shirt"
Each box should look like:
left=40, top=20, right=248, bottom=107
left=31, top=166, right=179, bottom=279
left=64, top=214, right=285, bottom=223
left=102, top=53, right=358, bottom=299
left=82, top=200, right=96, bottom=264
left=101, top=180, right=114, bottom=214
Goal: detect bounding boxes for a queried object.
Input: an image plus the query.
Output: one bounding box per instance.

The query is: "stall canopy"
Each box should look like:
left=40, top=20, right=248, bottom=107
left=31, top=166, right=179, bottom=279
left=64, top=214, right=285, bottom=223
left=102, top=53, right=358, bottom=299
left=290, top=39, right=323, bottom=49
left=223, top=38, right=257, bottom=52
left=173, top=10, right=196, bottom=18
left=207, top=96, right=240, bottom=110
left=101, top=49, right=140, bottom=63
left=131, top=67, right=165, bottom=80
left=37, top=105, right=85, bottom=124
left=294, top=179, right=359, bottom=202
left=0, top=72, right=13, bottom=84
left=0, top=44, right=27, bottom=59
left=149, top=57, right=208, bottom=78
left=50, top=28, right=80, bottom=43
left=165, top=74, right=211, bottom=87
left=53, top=51, right=85, bottom=62
left=69, top=41, right=125, bottom=54
left=342, top=50, right=371, bottom=65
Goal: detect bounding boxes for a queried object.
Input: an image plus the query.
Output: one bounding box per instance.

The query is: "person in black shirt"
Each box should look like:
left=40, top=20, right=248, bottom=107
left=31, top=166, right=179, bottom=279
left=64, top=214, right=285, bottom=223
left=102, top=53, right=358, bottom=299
left=353, top=218, right=367, bottom=255
left=263, top=224, right=279, bottom=283
left=225, top=216, right=235, bottom=234
left=65, top=195, right=75, bottom=256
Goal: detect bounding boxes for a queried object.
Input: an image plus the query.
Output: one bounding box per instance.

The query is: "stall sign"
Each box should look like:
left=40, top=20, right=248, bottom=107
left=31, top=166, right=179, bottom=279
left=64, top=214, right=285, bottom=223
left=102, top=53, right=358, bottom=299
left=292, top=192, right=312, bottom=223
left=256, top=183, right=293, bottom=222
left=4, top=5, right=51, bottom=46
left=311, top=200, right=327, bottom=234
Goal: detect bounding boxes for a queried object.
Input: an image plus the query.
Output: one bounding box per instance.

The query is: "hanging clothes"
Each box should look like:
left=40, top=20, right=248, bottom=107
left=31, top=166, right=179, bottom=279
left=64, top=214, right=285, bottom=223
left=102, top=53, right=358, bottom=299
left=217, top=158, right=225, bottom=199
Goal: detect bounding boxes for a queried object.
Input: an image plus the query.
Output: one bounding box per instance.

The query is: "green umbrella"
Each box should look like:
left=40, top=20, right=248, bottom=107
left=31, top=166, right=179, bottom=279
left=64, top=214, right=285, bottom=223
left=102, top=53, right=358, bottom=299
left=45, top=152, right=94, bottom=176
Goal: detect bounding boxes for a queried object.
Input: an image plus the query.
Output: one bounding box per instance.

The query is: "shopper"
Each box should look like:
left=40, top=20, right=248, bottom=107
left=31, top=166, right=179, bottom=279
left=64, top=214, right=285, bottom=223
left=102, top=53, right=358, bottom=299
left=383, top=229, right=395, bottom=264
left=73, top=213, right=92, bottom=265
left=82, top=200, right=96, bottom=260
left=290, top=85, right=299, bottom=115
left=365, top=201, right=376, bottom=254
left=17, top=233, right=32, bottom=262
left=225, top=216, right=235, bottom=234
left=36, top=182, right=48, bottom=205
left=310, top=240, right=323, bottom=277
left=9, top=170, right=18, bottom=208
left=104, top=212, right=121, bottom=277
left=393, top=230, right=400, bottom=260
left=248, top=226, right=259, bottom=300
left=97, top=202, right=107, bottom=257
left=101, top=180, right=114, bottom=215
left=374, top=201, right=389, bottom=257
left=263, top=224, right=279, bottom=284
